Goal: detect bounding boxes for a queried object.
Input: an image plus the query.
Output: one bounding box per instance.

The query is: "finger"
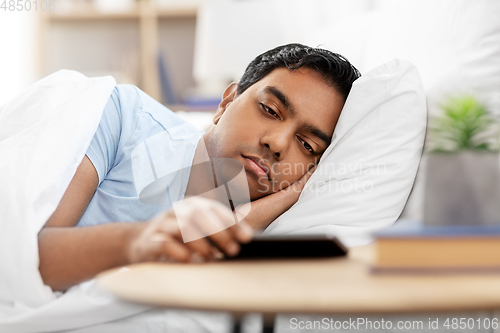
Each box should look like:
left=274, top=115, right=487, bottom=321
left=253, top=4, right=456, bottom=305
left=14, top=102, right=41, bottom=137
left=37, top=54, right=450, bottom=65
left=204, top=200, right=253, bottom=247
left=213, top=203, right=253, bottom=243
left=170, top=198, right=239, bottom=256
left=231, top=221, right=254, bottom=244
left=159, top=235, right=192, bottom=263
left=192, top=206, right=241, bottom=257
left=211, top=247, right=225, bottom=260
left=184, top=237, right=215, bottom=261
left=154, top=219, right=212, bottom=262
left=204, top=199, right=235, bottom=225
left=155, top=202, right=206, bottom=243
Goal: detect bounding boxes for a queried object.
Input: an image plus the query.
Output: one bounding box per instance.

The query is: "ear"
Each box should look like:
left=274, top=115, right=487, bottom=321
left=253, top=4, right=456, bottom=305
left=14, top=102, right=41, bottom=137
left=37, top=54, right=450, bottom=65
left=213, top=82, right=239, bottom=125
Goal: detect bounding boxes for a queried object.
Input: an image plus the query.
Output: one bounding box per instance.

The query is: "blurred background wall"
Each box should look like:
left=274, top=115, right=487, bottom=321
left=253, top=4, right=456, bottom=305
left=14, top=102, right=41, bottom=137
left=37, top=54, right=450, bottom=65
left=0, top=10, right=36, bottom=105
left=2, top=0, right=498, bottom=113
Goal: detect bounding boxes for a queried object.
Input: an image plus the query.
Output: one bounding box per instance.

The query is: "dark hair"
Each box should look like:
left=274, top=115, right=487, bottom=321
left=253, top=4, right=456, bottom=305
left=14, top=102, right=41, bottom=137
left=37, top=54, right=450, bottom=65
left=237, top=43, right=361, bottom=101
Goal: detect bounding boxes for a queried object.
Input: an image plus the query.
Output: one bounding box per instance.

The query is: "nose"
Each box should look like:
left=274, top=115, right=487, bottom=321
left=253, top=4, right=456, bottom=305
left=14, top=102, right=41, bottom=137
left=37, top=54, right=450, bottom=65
left=260, top=126, right=293, bottom=161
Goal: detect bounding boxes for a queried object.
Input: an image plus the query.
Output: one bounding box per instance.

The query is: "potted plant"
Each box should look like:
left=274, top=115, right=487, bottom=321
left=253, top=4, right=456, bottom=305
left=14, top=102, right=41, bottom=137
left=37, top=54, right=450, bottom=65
left=424, top=95, right=500, bottom=226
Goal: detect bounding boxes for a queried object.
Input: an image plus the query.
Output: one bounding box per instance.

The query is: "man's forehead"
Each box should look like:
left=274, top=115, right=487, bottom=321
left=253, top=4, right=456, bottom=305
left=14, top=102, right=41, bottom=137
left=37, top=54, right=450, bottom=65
left=254, top=67, right=321, bottom=87
left=257, top=68, right=341, bottom=115
left=253, top=68, right=336, bottom=107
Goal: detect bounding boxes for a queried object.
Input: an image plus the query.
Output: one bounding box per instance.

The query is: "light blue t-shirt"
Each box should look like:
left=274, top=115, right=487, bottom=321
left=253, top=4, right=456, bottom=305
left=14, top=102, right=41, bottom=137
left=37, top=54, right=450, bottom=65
left=77, top=84, right=204, bottom=227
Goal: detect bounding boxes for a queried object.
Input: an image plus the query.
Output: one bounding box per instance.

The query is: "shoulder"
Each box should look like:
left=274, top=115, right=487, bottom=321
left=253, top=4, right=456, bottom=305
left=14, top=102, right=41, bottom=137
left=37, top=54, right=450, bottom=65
left=114, top=84, right=204, bottom=147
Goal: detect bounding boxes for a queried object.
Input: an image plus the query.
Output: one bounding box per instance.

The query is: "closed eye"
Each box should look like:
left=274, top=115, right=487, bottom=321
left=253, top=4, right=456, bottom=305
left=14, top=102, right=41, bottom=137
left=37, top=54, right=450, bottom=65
left=297, top=136, right=315, bottom=154
left=260, top=103, right=280, bottom=120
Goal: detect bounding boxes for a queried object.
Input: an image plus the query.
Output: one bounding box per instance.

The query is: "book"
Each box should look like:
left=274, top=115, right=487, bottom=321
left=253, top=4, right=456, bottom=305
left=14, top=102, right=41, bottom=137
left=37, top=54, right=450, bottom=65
left=372, top=220, right=500, bottom=273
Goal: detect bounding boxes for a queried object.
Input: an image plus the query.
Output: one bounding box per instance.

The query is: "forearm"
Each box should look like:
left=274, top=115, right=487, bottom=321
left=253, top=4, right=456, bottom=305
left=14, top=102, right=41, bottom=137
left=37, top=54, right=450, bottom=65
left=38, top=222, right=144, bottom=291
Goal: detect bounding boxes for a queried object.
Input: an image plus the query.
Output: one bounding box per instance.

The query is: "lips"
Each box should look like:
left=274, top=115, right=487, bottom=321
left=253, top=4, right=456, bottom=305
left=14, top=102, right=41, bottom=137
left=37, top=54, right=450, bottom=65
left=242, top=155, right=271, bottom=180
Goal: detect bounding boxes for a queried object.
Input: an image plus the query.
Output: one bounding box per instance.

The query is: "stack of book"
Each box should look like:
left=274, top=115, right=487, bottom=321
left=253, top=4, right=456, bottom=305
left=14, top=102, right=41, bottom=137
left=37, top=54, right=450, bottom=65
left=373, top=220, right=500, bottom=273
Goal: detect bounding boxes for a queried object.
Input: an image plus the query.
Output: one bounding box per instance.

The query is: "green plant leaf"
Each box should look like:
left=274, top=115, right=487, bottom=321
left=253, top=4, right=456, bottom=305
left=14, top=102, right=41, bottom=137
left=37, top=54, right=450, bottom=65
left=429, top=95, right=497, bottom=153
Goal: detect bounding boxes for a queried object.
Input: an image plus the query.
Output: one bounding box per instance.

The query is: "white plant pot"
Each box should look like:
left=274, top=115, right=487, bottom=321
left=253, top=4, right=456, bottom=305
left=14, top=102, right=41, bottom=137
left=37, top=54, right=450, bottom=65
left=424, top=152, right=500, bottom=226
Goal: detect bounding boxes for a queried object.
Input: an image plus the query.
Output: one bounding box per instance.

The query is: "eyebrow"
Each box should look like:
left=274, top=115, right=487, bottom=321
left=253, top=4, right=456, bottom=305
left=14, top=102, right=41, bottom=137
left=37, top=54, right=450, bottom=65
left=264, top=85, right=332, bottom=148
left=304, top=124, right=332, bottom=149
left=264, top=86, right=294, bottom=115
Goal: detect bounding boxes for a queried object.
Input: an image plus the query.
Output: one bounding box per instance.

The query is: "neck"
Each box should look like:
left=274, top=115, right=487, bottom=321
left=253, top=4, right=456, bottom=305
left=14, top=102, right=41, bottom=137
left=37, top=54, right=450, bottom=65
left=184, top=128, right=217, bottom=199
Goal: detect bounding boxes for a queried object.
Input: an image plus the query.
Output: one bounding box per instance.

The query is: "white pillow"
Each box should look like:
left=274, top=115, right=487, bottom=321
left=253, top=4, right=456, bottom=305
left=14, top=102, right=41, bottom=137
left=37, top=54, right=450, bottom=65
left=264, top=59, right=427, bottom=246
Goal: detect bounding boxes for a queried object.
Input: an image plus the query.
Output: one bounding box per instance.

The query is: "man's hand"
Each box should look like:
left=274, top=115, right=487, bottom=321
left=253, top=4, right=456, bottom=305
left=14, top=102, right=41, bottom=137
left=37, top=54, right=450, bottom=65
left=237, top=165, right=317, bottom=230
left=127, top=197, right=253, bottom=263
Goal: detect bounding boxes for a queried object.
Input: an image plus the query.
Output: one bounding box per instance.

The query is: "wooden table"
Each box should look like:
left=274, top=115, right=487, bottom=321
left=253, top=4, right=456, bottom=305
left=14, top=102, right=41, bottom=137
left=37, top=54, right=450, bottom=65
left=96, top=245, right=500, bottom=332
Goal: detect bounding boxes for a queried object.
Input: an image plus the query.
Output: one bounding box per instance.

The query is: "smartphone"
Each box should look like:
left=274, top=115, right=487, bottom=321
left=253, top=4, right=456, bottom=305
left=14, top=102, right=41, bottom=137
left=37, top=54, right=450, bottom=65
left=228, top=233, right=348, bottom=260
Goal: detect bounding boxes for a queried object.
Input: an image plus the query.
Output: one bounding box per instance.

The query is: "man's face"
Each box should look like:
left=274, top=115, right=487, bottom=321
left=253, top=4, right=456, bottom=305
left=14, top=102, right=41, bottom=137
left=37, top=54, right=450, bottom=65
left=208, top=67, right=345, bottom=200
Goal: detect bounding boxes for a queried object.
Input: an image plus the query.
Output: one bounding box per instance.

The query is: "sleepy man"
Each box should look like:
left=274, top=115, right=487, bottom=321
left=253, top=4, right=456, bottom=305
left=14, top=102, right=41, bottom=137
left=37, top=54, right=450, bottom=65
left=38, top=43, right=361, bottom=291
